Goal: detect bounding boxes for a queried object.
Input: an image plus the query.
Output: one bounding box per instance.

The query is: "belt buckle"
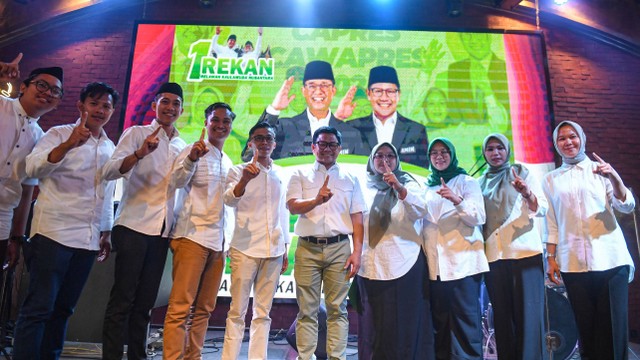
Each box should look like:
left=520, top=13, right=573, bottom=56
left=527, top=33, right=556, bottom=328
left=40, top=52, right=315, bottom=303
left=316, top=237, right=328, bottom=245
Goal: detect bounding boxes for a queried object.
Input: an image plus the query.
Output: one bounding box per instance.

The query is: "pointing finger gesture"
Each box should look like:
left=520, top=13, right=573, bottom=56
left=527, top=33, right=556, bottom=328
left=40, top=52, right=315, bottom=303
left=436, top=177, right=463, bottom=205
left=138, top=127, right=162, bottom=158
left=0, top=53, right=22, bottom=80
left=188, top=128, right=209, bottom=161
left=66, top=112, right=91, bottom=148
left=316, top=175, right=333, bottom=205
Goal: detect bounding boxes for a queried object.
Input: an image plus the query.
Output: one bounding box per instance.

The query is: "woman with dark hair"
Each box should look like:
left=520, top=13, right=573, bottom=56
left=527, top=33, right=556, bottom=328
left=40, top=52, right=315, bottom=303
left=357, top=142, right=435, bottom=360
left=479, top=133, right=548, bottom=359
left=543, top=120, right=635, bottom=360
left=422, top=138, right=489, bottom=360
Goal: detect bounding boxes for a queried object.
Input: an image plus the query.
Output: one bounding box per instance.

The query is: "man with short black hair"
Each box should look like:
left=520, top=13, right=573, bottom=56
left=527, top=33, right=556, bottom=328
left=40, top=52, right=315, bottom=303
left=287, top=126, right=365, bottom=360
left=101, top=82, right=187, bottom=360
left=339, top=65, right=429, bottom=167
left=13, top=82, right=119, bottom=360
left=221, top=122, right=290, bottom=359
left=163, top=102, right=235, bottom=359
left=0, top=54, right=63, bottom=269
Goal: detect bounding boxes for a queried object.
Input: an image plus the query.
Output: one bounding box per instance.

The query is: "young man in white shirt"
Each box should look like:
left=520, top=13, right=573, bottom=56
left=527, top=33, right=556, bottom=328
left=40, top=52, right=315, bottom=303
left=221, top=122, right=290, bottom=359
left=162, top=102, right=235, bottom=359
left=13, top=82, right=118, bottom=359
left=287, top=126, right=365, bottom=360
left=101, top=82, right=187, bottom=360
left=0, top=56, right=63, bottom=269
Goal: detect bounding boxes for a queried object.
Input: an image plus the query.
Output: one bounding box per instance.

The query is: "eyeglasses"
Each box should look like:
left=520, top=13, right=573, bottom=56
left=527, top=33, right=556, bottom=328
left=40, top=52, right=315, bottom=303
left=251, top=135, right=275, bottom=143
left=369, top=88, right=399, bottom=98
left=315, top=141, right=340, bottom=150
left=304, top=83, right=333, bottom=92
left=30, top=80, right=63, bottom=99
left=373, top=154, right=397, bottom=160
left=429, top=150, right=450, bottom=157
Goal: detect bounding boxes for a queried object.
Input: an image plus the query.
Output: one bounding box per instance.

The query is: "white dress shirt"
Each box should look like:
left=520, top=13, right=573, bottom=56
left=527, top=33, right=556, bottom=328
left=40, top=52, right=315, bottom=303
left=287, top=161, right=366, bottom=237
left=542, top=158, right=635, bottom=281
left=359, top=180, right=425, bottom=281
left=482, top=171, right=548, bottom=263
left=224, top=162, right=290, bottom=258
left=102, top=120, right=186, bottom=237
left=0, top=97, right=44, bottom=239
left=171, top=143, right=233, bottom=251
left=210, top=34, right=239, bottom=58
left=422, top=174, right=489, bottom=281
left=25, top=121, right=115, bottom=250
left=373, top=112, right=397, bottom=145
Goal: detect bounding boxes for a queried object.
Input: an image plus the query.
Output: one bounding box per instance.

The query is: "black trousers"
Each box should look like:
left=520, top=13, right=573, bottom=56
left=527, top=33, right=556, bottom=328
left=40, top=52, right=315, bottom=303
left=359, top=252, right=435, bottom=360
left=485, top=254, right=548, bottom=360
left=562, top=266, right=630, bottom=360
left=430, top=273, right=484, bottom=360
left=102, top=226, right=169, bottom=360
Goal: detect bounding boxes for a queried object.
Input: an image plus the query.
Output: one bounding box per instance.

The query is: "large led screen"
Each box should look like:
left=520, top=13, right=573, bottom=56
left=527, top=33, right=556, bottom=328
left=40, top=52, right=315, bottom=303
left=124, top=23, right=556, bottom=299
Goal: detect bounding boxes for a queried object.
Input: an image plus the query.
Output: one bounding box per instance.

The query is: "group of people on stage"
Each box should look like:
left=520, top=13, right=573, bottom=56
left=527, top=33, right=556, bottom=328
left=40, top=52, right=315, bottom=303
left=1, top=51, right=635, bottom=360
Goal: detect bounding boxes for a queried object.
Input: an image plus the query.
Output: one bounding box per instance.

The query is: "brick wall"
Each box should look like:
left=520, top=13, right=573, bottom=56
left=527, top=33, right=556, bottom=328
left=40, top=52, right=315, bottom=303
left=2, top=0, right=639, bottom=339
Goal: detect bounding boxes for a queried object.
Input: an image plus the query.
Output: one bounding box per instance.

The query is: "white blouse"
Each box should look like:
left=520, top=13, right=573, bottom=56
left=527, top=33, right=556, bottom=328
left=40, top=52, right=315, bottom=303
left=542, top=158, right=635, bottom=281
left=359, top=180, right=425, bottom=281
left=422, top=174, right=489, bottom=281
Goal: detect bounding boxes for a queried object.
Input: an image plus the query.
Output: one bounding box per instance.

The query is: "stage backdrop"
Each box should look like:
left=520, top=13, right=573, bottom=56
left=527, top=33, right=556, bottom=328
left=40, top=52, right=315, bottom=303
left=122, top=23, right=556, bottom=299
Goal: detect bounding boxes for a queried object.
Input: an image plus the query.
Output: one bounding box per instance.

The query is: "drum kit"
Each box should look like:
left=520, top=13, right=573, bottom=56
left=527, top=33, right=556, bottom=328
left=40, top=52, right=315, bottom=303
left=480, top=283, right=579, bottom=360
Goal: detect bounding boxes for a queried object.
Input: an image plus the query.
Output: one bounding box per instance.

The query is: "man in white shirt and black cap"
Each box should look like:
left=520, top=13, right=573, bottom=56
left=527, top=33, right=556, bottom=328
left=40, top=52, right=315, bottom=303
left=339, top=65, right=429, bottom=168
left=101, top=82, right=187, bottom=360
left=246, top=60, right=360, bottom=160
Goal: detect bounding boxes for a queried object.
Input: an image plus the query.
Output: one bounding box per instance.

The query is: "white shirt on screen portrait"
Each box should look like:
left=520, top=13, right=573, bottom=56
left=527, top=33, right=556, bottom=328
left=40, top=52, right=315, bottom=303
left=373, top=112, right=397, bottom=145
left=0, top=97, right=44, bottom=239
left=542, top=157, right=635, bottom=281
left=358, top=180, right=425, bottom=281
left=25, top=120, right=115, bottom=250
left=170, top=143, right=233, bottom=252
left=287, top=161, right=366, bottom=238
left=223, top=161, right=290, bottom=258
left=422, top=174, right=489, bottom=281
left=102, top=119, right=186, bottom=238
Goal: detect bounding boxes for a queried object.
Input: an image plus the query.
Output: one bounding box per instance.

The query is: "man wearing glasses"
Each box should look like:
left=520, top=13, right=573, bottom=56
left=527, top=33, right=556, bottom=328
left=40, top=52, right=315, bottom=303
left=250, top=60, right=359, bottom=160
left=0, top=54, right=63, bottom=270
left=339, top=66, right=429, bottom=168
left=287, top=126, right=365, bottom=360
left=221, top=122, right=290, bottom=359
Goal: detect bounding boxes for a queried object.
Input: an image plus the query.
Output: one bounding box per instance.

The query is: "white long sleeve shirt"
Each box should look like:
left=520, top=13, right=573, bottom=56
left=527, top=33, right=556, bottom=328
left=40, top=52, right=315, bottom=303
left=170, top=144, right=233, bottom=251
left=287, top=161, right=366, bottom=237
left=224, top=162, right=290, bottom=258
left=422, top=174, right=489, bottom=281
left=359, top=180, right=425, bottom=281
left=210, top=34, right=239, bottom=58
left=542, top=158, right=635, bottom=281
left=482, top=170, right=548, bottom=263
left=25, top=121, right=115, bottom=250
left=102, top=120, right=186, bottom=237
left=0, top=97, right=44, bottom=239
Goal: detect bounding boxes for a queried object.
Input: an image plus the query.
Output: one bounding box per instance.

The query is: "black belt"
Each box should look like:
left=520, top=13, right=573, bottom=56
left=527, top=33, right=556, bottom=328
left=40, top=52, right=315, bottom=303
left=300, top=234, right=349, bottom=245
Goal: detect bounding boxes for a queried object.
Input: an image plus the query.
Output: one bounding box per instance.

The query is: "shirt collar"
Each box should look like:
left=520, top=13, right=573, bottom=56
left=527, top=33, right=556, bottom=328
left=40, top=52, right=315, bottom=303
left=13, top=98, right=39, bottom=122
left=151, top=119, right=180, bottom=139
left=306, top=108, right=332, bottom=123
left=313, top=160, right=339, bottom=173
left=372, top=111, right=397, bottom=127
left=74, top=117, right=109, bottom=140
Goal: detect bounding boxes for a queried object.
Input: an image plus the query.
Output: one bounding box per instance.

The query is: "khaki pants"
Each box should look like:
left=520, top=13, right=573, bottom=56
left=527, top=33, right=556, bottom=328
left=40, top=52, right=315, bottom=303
left=163, top=238, right=225, bottom=360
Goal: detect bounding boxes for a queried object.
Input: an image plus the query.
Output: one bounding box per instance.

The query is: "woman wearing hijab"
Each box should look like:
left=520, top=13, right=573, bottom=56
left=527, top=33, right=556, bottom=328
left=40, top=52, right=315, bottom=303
left=543, top=121, right=635, bottom=360
left=478, top=133, right=548, bottom=360
left=422, top=138, right=489, bottom=360
left=356, top=142, right=434, bottom=360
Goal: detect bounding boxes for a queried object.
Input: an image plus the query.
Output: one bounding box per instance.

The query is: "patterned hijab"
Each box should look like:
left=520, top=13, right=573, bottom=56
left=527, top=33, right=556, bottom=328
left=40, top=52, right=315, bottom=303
left=553, top=120, right=587, bottom=165
left=367, top=142, right=416, bottom=248
left=478, top=133, right=528, bottom=239
left=426, top=137, right=467, bottom=187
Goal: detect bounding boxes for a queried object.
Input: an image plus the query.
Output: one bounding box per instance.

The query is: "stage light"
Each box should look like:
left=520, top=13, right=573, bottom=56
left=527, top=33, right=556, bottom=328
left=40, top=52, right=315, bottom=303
left=553, top=0, right=569, bottom=4
left=199, top=0, right=215, bottom=8
left=447, top=0, right=463, bottom=17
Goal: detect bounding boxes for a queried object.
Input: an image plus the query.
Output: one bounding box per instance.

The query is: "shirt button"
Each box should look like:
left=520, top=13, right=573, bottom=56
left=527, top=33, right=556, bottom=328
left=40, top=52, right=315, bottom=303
left=16, top=145, right=19, bottom=148
left=22, top=129, right=25, bottom=132
left=6, top=162, right=10, bottom=165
